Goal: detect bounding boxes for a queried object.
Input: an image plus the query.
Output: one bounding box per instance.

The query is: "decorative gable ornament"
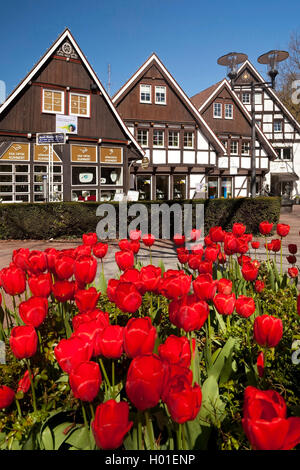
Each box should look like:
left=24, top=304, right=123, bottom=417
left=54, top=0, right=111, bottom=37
left=56, top=41, right=78, bottom=60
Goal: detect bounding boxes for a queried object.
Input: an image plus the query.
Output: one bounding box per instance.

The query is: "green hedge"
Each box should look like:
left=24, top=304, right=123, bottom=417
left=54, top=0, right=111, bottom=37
left=0, top=197, right=281, bottom=240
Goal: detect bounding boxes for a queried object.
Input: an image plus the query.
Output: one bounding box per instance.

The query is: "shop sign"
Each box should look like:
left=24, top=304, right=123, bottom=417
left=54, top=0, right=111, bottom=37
left=36, top=133, right=66, bottom=145
left=34, top=144, right=61, bottom=162
left=100, top=147, right=123, bottom=164
left=71, top=145, right=97, bottom=163
left=0, top=142, right=29, bottom=161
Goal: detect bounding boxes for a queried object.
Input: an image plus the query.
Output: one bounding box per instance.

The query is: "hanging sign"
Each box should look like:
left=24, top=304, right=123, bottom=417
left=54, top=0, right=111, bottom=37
left=71, top=145, right=97, bottom=162
left=100, top=147, right=123, bottom=164
left=0, top=143, right=29, bottom=161
left=36, top=133, right=66, bottom=145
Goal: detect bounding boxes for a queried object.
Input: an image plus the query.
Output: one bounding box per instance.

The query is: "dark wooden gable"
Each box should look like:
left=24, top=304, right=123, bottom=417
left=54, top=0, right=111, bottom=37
left=234, top=65, right=260, bottom=86
left=116, top=59, right=200, bottom=124
left=0, top=33, right=129, bottom=142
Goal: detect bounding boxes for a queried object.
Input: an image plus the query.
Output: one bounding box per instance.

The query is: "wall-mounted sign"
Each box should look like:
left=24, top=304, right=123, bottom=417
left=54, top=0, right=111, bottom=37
left=56, top=115, right=78, bottom=134
left=71, top=145, right=97, bottom=162
left=36, top=133, right=66, bottom=145
left=34, top=144, right=61, bottom=162
left=100, top=147, right=123, bottom=164
left=0, top=142, right=29, bottom=161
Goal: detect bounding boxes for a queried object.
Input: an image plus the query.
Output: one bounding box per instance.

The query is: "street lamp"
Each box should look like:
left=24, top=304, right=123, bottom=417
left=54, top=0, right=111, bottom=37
left=217, top=50, right=289, bottom=197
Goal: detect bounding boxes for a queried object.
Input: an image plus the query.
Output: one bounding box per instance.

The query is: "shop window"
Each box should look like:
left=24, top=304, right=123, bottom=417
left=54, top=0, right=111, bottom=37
left=99, top=189, right=123, bottom=202
left=71, top=189, right=98, bottom=202
left=208, top=177, right=218, bottom=199
left=173, top=175, right=186, bottom=200
left=136, top=175, right=151, bottom=200
left=72, top=166, right=97, bottom=185
left=221, top=177, right=232, bottom=198
left=100, top=167, right=123, bottom=186
left=69, top=93, right=90, bottom=117
left=156, top=175, right=169, bottom=200
left=42, top=89, right=64, bottom=114
left=0, top=163, right=30, bottom=202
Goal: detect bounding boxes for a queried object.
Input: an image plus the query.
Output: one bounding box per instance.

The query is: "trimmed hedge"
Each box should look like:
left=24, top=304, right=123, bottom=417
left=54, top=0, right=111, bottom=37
left=0, top=197, right=281, bottom=240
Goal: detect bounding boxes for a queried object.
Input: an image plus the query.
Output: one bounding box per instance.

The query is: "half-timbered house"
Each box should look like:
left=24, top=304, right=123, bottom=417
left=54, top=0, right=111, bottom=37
left=0, top=28, right=144, bottom=203
left=112, top=54, right=226, bottom=200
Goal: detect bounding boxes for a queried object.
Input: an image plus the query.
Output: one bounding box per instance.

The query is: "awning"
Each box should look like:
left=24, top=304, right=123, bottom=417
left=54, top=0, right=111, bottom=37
left=271, top=172, right=299, bottom=182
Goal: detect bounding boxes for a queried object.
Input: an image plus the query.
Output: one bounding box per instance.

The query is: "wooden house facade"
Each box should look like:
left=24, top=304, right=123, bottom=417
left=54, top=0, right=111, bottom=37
left=0, top=29, right=144, bottom=203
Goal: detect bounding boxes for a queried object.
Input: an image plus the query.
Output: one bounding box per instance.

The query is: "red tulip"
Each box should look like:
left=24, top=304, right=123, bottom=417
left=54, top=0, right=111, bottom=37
left=259, top=221, right=273, bottom=235
left=241, top=261, right=259, bottom=282
left=235, top=295, right=255, bottom=318
left=10, top=325, right=38, bottom=359
left=187, top=254, right=202, bottom=271
left=287, top=255, right=297, bottom=265
left=238, top=255, right=252, bottom=266
left=159, top=271, right=192, bottom=300
left=54, top=253, right=75, bottom=280
left=204, top=245, right=220, bottom=262
left=139, top=265, right=161, bottom=293
left=19, top=296, right=48, bottom=328
left=217, top=278, right=232, bottom=295
left=270, top=239, right=281, bottom=253
left=44, top=248, right=58, bottom=273
left=125, top=353, right=166, bottom=410
left=288, top=267, right=298, bottom=278
left=190, top=243, right=204, bottom=256
left=173, top=234, right=185, bottom=246
left=130, top=240, right=140, bottom=254
left=142, top=234, right=155, bottom=247
left=253, top=315, right=283, bottom=348
left=169, top=294, right=209, bottom=332
left=197, top=261, right=213, bottom=274
left=218, top=251, right=226, bottom=264
left=25, top=250, right=48, bottom=275
left=74, top=255, right=97, bottom=285
left=129, top=229, right=141, bottom=241
left=12, top=248, right=30, bottom=271
left=158, top=335, right=193, bottom=368
left=82, top=232, right=98, bottom=246
left=95, top=325, right=124, bottom=359
left=0, top=265, right=26, bottom=295
left=224, top=234, right=239, bottom=255
left=257, top=351, right=264, bottom=378
left=119, top=268, right=143, bottom=292
left=251, top=241, right=260, bottom=250
left=115, top=250, right=134, bottom=271
left=69, top=361, right=101, bottom=402
left=74, top=287, right=100, bottom=313
left=164, top=374, right=202, bottom=424
left=242, top=386, right=300, bottom=450
left=209, top=226, right=225, bottom=243
left=288, top=244, right=297, bottom=255
left=232, top=223, right=246, bottom=237
left=0, top=385, right=15, bottom=409
left=75, top=245, right=92, bottom=257
left=92, top=400, right=133, bottom=450
left=123, top=317, right=157, bottom=358
left=17, top=370, right=32, bottom=394
left=177, top=247, right=189, bottom=264
left=28, top=273, right=52, bottom=298
left=54, top=336, right=92, bottom=373
left=118, top=239, right=131, bottom=251
left=213, top=293, right=236, bottom=316
left=93, top=243, right=108, bottom=259
left=236, top=238, right=249, bottom=255
left=106, top=279, right=119, bottom=303
left=193, top=273, right=217, bottom=301
left=277, top=223, right=290, bottom=238
left=52, top=280, right=75, bottom=302
left=114, top=282, right=142, bottom=313
left=72, top=309, right=109, bottom=333
left=254, top=280, right=265, bottom=293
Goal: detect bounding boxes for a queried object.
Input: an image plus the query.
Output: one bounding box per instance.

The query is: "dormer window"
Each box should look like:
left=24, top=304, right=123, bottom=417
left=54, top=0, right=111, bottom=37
left=155, top=86, right=166, bottom=104
left=213, top=102, right=222, bottom=118
left=140, top=84, right=151, bottom=103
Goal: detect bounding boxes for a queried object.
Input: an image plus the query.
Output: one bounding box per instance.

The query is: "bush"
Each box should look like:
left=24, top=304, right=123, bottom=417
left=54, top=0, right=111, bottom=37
left=0, top=197, right=281, bottom=240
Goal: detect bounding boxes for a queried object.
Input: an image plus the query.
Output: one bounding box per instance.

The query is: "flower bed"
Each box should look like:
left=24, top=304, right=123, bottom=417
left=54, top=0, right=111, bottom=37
left=0, top=223, right=299, bottom=451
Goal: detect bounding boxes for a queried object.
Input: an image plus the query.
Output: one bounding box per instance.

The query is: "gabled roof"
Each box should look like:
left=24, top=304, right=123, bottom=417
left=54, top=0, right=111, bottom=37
left=0, top=28, right=144, bottom=157
left=236, top=60, right=300, bottom=133
left=190, top=78, right=278, bottom=160
left=190, top=81, right=223, bottom=109
left=112, top=53, right=226, bottom=155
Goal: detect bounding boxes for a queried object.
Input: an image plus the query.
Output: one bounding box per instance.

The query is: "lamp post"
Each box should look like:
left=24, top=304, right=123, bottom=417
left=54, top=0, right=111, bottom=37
left=217, top=50, right=289, bottom=197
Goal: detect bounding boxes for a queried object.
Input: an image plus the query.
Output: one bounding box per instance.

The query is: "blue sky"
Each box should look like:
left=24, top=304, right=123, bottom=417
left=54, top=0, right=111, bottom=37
left=0, top=0, right=299, bottom=99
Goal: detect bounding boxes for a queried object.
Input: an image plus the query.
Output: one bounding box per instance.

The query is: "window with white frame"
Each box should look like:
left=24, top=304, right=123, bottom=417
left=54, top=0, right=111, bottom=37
left=69, top=93, right=90, bottom=117
left=184, top=132, right=194, bottom=148
left=153, top=130, right=164, bottom=147
left=137, top=129, right=148, bottom=147
left=0, top=164, right=30, bottom=202
left=225, top=103, right=233, bottom=119
left=33, top=165, right=63, bottom=202
left=230, top=140, right=238, bottom=155
left=213, top=102, right=222, bottom=118
left=242, top=93, right=250, bottom=104
left=168, top=131, right=179, bottom=148
left=42, top=89, right=64, bottom=114
left=274, top=120, right=283, bottom=132
left=155, top=86, right=166, bottom=104
left=241, top=141, right=250, bottom=155
left=275, top=147, right=292, bottom=160
left=140, top=84, right=151, bottom=103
